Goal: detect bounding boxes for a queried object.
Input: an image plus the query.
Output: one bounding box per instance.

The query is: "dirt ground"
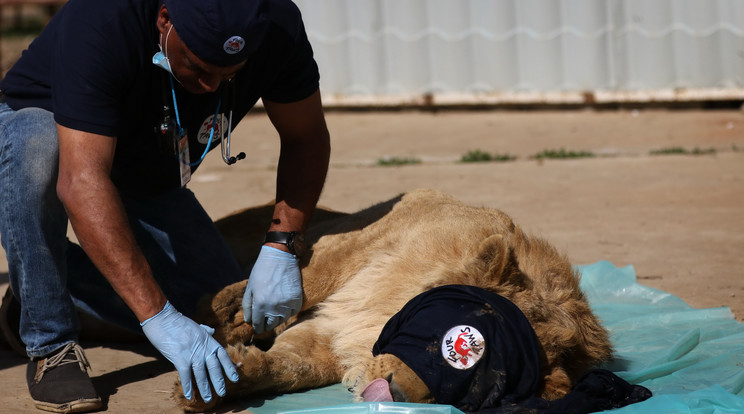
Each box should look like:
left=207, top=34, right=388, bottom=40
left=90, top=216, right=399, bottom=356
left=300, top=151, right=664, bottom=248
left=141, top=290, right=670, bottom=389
left=1, top=108, right=744, bottom=413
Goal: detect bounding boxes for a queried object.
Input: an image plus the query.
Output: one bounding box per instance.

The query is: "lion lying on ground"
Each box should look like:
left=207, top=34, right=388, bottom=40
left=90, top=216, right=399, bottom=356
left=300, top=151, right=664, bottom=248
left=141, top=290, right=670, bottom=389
left=176, top=188, right=612, bottom=412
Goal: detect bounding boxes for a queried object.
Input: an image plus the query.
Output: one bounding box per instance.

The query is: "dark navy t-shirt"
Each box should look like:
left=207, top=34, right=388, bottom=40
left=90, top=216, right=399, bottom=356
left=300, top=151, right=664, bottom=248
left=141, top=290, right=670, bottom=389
left=0, top=0, right=319, bottom=198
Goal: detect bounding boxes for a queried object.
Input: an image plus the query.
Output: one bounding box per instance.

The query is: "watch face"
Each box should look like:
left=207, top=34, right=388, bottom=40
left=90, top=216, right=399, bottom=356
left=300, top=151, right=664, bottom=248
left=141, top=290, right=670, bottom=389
left=285, top=233, right=296, bottom=251
left=292, top=233, right=306, bottom=255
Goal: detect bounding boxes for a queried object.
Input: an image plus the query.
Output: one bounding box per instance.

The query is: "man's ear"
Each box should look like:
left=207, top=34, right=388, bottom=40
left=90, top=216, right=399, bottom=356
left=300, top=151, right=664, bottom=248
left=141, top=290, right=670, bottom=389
left=156, top=4, right=171, bottom=36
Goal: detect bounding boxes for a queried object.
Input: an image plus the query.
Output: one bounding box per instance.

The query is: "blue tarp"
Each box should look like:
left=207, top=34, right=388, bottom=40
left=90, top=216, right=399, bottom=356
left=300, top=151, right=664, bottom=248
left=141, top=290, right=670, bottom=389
left=579, top=261, right=744, bottom=414
left=242, top=261, right=744, bottom=413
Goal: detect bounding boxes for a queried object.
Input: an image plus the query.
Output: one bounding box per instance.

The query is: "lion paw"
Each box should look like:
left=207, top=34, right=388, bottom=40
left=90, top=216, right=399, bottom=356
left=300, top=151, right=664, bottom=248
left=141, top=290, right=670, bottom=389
left=540, top=367, right=572, bottom=400
left=172, top=379, right=222, bottom=413
left=196, top=280, right=254, bottom=346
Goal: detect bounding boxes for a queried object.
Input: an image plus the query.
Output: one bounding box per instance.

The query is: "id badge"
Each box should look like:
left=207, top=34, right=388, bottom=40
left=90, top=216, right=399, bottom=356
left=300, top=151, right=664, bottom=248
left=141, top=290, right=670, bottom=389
left=177, top=131, right=191, bottom=187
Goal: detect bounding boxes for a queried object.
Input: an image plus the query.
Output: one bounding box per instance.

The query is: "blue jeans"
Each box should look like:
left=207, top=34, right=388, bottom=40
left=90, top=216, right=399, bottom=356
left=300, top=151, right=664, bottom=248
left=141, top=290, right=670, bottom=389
left=0, top=103, right=244, bottom=358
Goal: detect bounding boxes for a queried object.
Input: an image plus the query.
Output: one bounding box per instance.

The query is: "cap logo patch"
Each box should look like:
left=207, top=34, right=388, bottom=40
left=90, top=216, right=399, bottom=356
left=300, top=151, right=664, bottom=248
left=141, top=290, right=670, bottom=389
left=223, top=36, right=245, bottom=55
left=441, top=325, right=485, bottom=370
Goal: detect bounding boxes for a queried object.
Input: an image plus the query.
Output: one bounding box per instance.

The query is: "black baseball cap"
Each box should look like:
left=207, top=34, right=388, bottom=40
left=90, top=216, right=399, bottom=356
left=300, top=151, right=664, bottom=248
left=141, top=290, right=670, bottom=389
left=164, top=0, right=270, bottom=66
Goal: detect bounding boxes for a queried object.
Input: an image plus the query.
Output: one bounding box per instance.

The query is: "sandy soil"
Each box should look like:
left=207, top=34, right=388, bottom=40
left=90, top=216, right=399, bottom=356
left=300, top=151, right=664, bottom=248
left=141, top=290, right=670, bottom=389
left=1, top=108, right=743, bottom=413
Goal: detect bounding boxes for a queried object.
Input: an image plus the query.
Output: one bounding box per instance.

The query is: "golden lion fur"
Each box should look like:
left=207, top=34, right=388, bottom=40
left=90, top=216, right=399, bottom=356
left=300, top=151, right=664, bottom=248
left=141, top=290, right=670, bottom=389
left=175, top=188, right=612, bottom=412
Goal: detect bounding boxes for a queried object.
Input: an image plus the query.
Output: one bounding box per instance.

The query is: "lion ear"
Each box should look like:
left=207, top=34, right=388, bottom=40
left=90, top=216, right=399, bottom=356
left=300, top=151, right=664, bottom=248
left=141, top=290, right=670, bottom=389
left=470, top=234, right=523, bottom=287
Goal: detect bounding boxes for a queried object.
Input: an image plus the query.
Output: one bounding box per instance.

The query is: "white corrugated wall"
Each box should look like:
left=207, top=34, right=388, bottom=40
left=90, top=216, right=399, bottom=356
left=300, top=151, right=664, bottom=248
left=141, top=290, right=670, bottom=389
left=293, top=0, right=744, bottom=106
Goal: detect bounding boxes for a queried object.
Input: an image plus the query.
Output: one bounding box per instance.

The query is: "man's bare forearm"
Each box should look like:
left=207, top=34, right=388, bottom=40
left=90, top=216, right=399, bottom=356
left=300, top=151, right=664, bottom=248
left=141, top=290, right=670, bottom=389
left=60, top=180, right=166, bottom=322
left=56, top=125, right=166, bottom=322
left=264, top=89, right=331, bottom=235
left=272, top=132, right=330, bottom=233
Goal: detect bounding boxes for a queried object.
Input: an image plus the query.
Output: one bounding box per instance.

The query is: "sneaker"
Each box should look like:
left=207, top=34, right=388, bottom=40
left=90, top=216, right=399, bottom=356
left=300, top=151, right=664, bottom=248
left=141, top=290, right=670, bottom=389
left=26, top=342, right=103, bottom=413
left=0, top=286, right=26, bottom=357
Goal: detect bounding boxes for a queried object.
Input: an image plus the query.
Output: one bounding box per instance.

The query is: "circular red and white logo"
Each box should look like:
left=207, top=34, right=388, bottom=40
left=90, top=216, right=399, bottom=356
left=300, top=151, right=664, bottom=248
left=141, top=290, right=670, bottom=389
left=197, top=114, right=224, bottom=144
left=441, top=325, right=485, bottom=370
left=223, top=36, right=245, bottom=54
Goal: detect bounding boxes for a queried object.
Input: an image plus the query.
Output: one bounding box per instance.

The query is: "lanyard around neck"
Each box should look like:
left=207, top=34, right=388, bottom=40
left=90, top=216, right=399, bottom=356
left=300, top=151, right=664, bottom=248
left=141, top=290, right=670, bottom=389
left=165, top=74, right=221, bottom=167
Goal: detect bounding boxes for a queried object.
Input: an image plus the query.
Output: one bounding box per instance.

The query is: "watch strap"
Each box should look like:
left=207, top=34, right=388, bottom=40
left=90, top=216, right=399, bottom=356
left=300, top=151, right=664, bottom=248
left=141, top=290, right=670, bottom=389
left=264, top=231, right=299, bottom=257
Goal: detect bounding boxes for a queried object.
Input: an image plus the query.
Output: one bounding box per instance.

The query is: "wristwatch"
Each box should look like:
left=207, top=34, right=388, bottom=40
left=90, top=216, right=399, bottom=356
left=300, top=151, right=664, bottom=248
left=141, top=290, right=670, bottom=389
left=263, top=231, right=303, bottom=257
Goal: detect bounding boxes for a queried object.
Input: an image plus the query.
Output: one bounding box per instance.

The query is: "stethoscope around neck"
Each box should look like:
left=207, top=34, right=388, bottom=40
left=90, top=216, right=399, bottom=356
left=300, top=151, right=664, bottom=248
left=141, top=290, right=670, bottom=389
left=166, top=73, right=245, bottom=166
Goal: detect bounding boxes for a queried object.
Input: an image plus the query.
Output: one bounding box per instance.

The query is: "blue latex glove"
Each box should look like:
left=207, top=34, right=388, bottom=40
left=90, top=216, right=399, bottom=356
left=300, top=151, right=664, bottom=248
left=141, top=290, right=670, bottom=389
left=242, top=245, right=302, bottom=334
left=141, top=301, right=239, bottom=402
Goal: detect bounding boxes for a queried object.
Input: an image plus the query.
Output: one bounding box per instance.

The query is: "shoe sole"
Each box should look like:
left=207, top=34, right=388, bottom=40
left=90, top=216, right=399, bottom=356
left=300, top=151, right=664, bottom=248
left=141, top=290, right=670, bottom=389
left=0, top=286, right=27, bottom=357
left=33, top=397, right=103, bottom=414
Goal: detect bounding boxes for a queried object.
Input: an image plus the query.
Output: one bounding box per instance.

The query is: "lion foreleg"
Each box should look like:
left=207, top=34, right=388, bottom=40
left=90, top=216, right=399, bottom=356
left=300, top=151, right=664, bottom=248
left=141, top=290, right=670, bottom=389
left=195, top=280, right=255, bottom=347
left=175, top=322, right=344, bottom=412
